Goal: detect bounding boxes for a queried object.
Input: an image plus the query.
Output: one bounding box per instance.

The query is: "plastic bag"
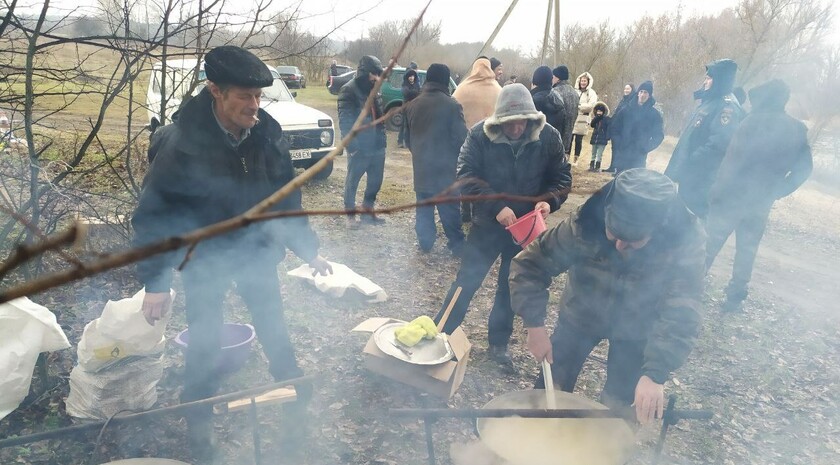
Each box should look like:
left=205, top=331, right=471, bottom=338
left=0, top=297, right=70, bottom=420
left=287, top=261, right=387, bottom=302
left=77, top=288, right=174, bottom=372
left=65, top=355, right=163, bottom=420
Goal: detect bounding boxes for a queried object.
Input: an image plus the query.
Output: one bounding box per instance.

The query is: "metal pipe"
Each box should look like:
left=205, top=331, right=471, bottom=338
left=541, top=0, right=553, bottom=64
left=423, top=418, right=436, bottom=465
left=553, top=0, right=561, bottom=65
left=477, top=0, right=520, bottom=57
left=251, top=397, right=262, bottom=465
left=391, top=408, right=629, bottom=419
left=0, top=375, right=315, bottom=449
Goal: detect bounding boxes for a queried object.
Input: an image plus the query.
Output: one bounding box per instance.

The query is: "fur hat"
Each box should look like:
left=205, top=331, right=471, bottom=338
left=532, top=66, right=553, bottom=88
left=605, top=169, right=677, bottom=242
left=425, top=63, right=450, bottom=86
left=638, top=80, right=654, bottom=96
left=204, top=46, right=273, bottom=88
left=552, top=65, right=569, bottom=81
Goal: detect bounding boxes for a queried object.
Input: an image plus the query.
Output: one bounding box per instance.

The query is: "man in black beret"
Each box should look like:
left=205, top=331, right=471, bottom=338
left=510, top=169, right=706, bottom=424
left=133, top=45, right=332, bottom=461
left=338, top=55, right=387, bottom=229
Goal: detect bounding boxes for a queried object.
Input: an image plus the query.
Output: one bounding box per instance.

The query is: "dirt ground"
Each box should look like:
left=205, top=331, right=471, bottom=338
left=1, top=101, right=839, bottom=465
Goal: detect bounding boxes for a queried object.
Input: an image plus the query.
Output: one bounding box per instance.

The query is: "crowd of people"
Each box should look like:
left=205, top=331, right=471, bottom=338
left=131, top=46, right=814, bottom=461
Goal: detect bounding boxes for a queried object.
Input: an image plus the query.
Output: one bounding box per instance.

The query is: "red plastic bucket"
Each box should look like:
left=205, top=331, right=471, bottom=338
left=506, top=210, right=547, bottom=247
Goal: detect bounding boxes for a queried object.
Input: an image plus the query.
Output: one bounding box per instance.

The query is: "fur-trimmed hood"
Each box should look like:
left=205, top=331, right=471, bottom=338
left=576, top=71, right=594, bottom=92
left=482, top=83, right=546, bottom=143
left=593, top=101, right=610, bottom=116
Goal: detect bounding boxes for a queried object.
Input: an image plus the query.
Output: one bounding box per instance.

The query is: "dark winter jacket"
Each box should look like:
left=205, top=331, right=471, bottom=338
left=710, top=79, right=812, bottom=209
left=531, top=85, right=565, bottom=135
left=404, top=82, right=468, bottom=194
left=132, top=87, right=319, bottom=293
left=551, top=81, right=579, bottom=153
left=613, top=86, right=636, bottom=117
left=588, top=102, right=611, bottom=146
left=609, top=96, right=664, bottom=170
left=510, top=182, right=706, bottom=384
left=665, top=59, right=742, bottom=217
left=401, top=70, right=421, bottom=103
left=457, top=115, right=572, bottom=226
left=337, top=75, right=387, bottom=156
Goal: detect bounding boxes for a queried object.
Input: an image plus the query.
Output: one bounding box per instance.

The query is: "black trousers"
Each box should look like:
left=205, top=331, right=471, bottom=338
left=180, top=257, right=300, bottom=418
left=572, top=134, right=585, bottom=158
left=415, top=191, right=464, bottom=250
left=434, top=222, right=521, bottom=347
left=344, top=153, right=385, bottom=212
left=705, top=202, right=773, bottom=301
left=534, top=321, right=645, bottom=408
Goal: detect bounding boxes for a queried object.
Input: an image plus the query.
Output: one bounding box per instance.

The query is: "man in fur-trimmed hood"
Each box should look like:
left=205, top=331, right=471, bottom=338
left=433, top=83, right=572, bottom=371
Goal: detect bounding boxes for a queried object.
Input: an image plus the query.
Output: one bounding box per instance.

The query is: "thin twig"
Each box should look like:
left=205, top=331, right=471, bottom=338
left=0, top=1, right=436, bottom=304
left=0, top=224, right=82, bottom=279
left=0, top=204, right=84, bottom=268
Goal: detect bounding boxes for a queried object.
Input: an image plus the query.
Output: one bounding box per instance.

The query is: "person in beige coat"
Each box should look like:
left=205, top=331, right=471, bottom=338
left=453, top=57, right=503, bottom=129
left=453, top=57, right=503, bottom=222
left=572, top=71, right=598, bottom=163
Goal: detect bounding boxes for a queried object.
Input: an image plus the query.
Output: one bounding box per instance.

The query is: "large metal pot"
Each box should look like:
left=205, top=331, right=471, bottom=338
left=476, top=390, right=635, bottom=465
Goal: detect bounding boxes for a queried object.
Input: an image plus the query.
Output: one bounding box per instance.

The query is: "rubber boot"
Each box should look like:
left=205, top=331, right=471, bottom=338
left=595, top=161, right=601, bottom=171
left=589, top=160, right=596, bottom=172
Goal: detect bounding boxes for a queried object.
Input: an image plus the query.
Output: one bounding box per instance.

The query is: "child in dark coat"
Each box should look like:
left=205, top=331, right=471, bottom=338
left=588, top=101, right=610, bottom=171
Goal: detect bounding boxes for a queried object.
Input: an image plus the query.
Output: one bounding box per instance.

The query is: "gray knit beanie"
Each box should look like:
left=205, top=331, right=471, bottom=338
left=485, top=83, right=541, bottom=125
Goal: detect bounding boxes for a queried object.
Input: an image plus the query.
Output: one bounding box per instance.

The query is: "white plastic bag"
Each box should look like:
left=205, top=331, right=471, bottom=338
left=0, top=297, right=70, bottom=420
left=65, top=355, right=163, bottom=420
left=77, top=288, right=175, bottom=372
left=287, top=261, right=387, bottom=302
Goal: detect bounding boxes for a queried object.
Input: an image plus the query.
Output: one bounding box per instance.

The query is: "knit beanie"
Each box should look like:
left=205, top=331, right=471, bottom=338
left=425, top=63, right=450, bottom=85
left=485, top=83, right=541, bottom=125
left=638, top=80, right=654, bottom=96
left=552, top=65, right=569, bottom=81
left=490, top=57, right=502, bottom=71
left=532, top=66, right=553, bottom=88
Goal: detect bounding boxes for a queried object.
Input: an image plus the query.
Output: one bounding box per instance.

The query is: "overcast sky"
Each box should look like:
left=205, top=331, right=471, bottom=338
left=297, top=0, right=743, bottom=52
left=41, top=0, right=838, bottom=49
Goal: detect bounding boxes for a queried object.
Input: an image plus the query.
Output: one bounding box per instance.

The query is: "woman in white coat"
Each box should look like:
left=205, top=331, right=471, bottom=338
left=571, top=71, right=598, bottom=163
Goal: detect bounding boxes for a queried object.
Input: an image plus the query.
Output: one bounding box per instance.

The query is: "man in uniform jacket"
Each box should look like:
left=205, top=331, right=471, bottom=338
left=609, top=80, right=664, bottom=173
left=665, top=59, right=743, bottom=218
left=132, top=46, right=332, bottom=460
left=510, top=169, right=706, bottom=424
left=551, top=65, right=579, bottom=156
left=338, top=55, right=387, bottom=229
left=404, top=64, right=468, bottom=254
left=434, top=83, right=572, bottom=370
left=706, top=79, right=813, bottom=311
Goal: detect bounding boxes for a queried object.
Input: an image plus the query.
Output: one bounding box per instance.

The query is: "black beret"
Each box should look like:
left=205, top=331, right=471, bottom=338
left=204, top=46, right=273, bottom=88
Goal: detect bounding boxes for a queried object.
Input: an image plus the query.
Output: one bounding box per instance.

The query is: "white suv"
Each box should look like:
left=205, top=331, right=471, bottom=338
left=146, top=60, right=337, bottom=179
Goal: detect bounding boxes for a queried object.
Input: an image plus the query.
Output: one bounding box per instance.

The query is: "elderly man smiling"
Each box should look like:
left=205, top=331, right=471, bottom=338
left=510, top=169, right=706, bottom=424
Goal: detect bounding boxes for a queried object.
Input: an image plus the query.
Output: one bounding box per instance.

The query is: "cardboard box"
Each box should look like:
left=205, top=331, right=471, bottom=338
left=352, top=317, right=472, bottom=399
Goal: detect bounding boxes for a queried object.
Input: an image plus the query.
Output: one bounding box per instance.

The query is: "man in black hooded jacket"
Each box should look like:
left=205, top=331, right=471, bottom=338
left=338, top=55, right=387, bottom=229
left=705, top=79, right=812, bottom=311
left=133, top=46, right=332, bottom=460
left=665, top=59, right=743, bottom=218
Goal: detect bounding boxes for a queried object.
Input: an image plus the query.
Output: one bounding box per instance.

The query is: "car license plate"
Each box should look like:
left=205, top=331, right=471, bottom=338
left=290, top=149, right=311, bottom=160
